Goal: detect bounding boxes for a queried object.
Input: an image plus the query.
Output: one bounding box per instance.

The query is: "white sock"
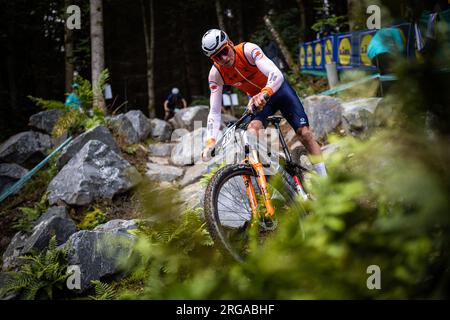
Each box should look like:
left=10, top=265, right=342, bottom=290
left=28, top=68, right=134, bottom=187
left=313, top=162, right=328, bottom=177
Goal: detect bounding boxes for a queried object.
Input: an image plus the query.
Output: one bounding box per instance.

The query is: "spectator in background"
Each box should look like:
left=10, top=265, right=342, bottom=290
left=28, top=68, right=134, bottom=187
left=65, top=83, right=82, bottom=111
left=221, top=85, right=235, bottom=116
left=367, top=27, right=406, bottom=75
left=164, top=87, right=187, bottom=120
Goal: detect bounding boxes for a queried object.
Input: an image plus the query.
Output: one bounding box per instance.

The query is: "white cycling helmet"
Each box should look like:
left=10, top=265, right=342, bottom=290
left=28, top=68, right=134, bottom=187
left=171, top=87, right=180, bottom=94
left=201, top=29, right=229, bottom=57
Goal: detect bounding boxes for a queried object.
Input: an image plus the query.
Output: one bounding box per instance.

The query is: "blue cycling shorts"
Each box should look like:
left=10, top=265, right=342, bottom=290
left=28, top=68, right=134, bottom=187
left=253, top=80, right=309, bottom=132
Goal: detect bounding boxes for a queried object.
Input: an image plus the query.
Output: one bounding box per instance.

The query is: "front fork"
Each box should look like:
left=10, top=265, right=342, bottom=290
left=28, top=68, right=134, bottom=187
left=241, top=132, right=275, bottom=220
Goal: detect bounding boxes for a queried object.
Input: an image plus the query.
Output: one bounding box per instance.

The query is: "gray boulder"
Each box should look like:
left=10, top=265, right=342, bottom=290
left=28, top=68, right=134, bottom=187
left=1, top=232, right=28, bottom=271
left=107, top=110, right=151, bottom=144
left=125, top=110, right=152, bottom=141
left=150, top=118, right=173, bottom=142
left=179, top=182, right=205, bottom=211
left=0, top=163, right=28, bottom=194
left=303, top=95, right=343, bottom=140
left=341, top=98, right=382, bottom=136
left=48, top=140, right=141, bottom=206
left=64, top=219, right=137, bottom=292
left=0, top=131, right=52, bottom=168
left=2, top=206, right=76, bottom=271
left=179, top=163, right=209, bottom=188
left=146, top=163, right=184, bottom=182
left=29, top=109, right=63, bottom=134
left=148, top=157, right=170, bottom=165
left=57, top=125, right=120, bottom=170
left=170, top=127, right=207, bottom=166
left=171, top=106, right=209, bottom=131
left=148, top=143, right=174, bottom=157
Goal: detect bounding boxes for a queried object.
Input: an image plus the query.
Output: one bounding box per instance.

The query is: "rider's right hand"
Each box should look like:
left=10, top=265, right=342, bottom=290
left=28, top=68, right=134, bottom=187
left=201, top=138, right=216, bottom=161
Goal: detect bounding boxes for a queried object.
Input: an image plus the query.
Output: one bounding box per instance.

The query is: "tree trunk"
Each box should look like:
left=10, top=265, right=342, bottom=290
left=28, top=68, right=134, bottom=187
left=347, top=0, right=364, bottom=31
left=296, top=0, right=307, bottom=42
left=236, top=0, right=244, bottom=42
left=215, top=0, right=226, bottom=31
left=263, top=15, right=297, bottom=72
left=64, top=0, right=74, bottom=93
left=90, top=0, right=106, bottom=113
left=141, top=0, right=155, bottom=118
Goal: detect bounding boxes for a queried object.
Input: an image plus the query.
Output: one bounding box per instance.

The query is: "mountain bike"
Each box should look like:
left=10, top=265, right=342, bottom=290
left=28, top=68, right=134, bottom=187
left=203, top=98, right=310, bottom=262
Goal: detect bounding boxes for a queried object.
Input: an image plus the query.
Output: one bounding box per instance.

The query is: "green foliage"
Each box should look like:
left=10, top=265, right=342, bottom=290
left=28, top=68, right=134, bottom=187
left=199, top=162, right=225, bottom=187
left=115, top=207, right=215, bottom=299
left=27, top=96, right=65, bottom=110
left=50, top=71, right=108, bottom=138
left=114, top=124, right=449, bottom=299
left=84, top=107, right=106, bottom=130
left=285, top=71, right=328, bottom=97
left=89, top=280, right=116, bottom=300
left=4, top=236, right=69, bottom=300
left=51, top=108, right=88, bottom=138
left=77, top=207, right=107, bottom=230
left=311, top=15, right=348, bottom=32
left=13, top=193, right=49, bottom=232
left=73, top=74, right=93, bottom=109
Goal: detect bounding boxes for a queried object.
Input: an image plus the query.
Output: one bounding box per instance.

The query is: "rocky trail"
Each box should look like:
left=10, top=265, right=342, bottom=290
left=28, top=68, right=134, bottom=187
left=0, top=96, right=386, bottom=297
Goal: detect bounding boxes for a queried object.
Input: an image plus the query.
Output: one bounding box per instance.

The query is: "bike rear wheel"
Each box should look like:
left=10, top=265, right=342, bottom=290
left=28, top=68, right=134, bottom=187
left=204, top=163, right=304, bottom=262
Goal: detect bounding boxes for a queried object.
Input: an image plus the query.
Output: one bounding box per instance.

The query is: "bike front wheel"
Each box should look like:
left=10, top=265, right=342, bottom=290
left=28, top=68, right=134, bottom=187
left=203, top=163, right=305, bottom=262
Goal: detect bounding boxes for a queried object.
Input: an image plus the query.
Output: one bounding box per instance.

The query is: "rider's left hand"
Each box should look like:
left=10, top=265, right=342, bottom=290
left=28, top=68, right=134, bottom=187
left=247, top=92, right=267, bottom=113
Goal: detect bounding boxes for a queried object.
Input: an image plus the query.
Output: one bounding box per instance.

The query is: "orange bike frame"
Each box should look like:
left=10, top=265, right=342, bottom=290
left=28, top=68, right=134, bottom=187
left=241, top=156, right=275, bottom=219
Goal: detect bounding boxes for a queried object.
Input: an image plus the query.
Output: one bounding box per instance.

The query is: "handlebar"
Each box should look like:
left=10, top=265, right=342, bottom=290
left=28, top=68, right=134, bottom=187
left=210, top=93, right=270, bottom=158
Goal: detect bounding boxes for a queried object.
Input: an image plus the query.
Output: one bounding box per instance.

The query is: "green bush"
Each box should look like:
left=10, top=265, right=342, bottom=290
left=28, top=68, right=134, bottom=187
left=77, top=207, right=107, bottom=230
left=4, top=236, right=69, bottom=300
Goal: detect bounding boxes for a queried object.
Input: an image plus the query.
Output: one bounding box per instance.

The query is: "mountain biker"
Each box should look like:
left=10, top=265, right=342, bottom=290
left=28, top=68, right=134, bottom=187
left=164, top=87, right=187, bottom=120
left=200, top=29, right=327, bottom=177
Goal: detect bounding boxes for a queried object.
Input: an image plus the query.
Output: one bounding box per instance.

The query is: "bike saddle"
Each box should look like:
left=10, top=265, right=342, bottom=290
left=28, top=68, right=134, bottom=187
left=267, top=115, right=283, bottom=125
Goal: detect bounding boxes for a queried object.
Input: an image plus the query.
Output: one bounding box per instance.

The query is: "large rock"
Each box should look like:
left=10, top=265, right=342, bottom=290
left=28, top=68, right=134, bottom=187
left=0, top=163, right=28, bottom=194
left=341, top=98, right=382, bottom=136
left=56, top=125, right=120, bottom=170
left=179, top=181, right=205, bottom=211
left=150, top=118, right=173, bottom=142
left=107, top=110, right=151, bottom=144
left=170, top=128, right=207, bottom=166
left=179, top=163, right=209, bottom=187
left=124, top=110, right=152, bottom=141
left=2, top=206, right=76, bottom=271
left=29, top=109, right=64, bottom=134
left=170, top=106, right=209, bottom=131
left=148, top=143, right=174, bottom=157
left=146, top=163, right=184, bottom=182
left=48, top=140, right=141, bottom=206
left=303, top=95, right=343, bottom=140
left=220, top=114, right=238, bottom=129
left=0, top=131, right=52, bottom=168
left=64, top=219, right=137, bottom=292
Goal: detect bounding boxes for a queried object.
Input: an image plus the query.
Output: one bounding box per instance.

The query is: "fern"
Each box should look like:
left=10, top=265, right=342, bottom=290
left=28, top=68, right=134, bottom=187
left=4, top=236, right=69, bottom=300
left=199, top=162, right=225, bottom=187
left=27, top=96, right=65, bottom=110
left=89, top=280, right=116, bottom=300
left=13, top=193, right=49, bottom=232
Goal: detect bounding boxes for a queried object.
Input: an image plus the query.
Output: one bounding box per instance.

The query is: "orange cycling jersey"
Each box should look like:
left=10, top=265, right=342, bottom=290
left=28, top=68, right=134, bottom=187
left=214, top=43, right=269, bottom=97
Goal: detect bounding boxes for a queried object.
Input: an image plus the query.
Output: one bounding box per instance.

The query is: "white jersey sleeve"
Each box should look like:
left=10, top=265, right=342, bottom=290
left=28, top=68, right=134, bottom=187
left=244, top=42, right=284, bottom=94
left=206, top=66, right=224, bottom=142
